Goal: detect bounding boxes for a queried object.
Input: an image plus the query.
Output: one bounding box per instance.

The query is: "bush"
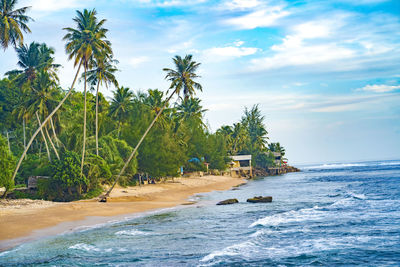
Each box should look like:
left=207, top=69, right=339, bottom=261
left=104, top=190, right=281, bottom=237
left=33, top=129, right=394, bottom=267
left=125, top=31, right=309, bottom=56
left=38, top=151, right=88, bottom=201
left=83, top=154, right=112, bottom=189
left=0, top=135, right=15, bottom=197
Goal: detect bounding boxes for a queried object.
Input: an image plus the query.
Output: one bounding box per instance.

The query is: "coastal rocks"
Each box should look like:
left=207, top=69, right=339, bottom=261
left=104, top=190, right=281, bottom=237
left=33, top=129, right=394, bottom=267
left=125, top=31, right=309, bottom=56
left=246, top=196, right=272, bottom=203
left=216, top=198, right=239, bottom=205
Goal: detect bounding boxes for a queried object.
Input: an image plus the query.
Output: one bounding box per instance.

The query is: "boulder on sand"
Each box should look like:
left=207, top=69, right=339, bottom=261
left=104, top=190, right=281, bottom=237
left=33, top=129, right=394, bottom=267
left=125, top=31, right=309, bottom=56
left=216, top=198, right=239, bottom=205
left=246, top=196, right=272, bottom=203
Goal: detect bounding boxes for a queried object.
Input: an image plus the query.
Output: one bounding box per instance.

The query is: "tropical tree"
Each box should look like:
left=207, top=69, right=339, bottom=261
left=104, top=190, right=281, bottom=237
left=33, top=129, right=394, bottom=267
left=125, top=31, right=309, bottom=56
left=109, top=86, right=133, bottom=137
left=11, top=9, right=111, bottom=182
left=241, top=104, right=268, bottom=155
left=85, top=54, right=118, bottom=155
left=101, top=54, right=202, bottom=200
left=0, top=135, right=15, bottom=198
left=0, top=0, right=32, bottom=50
left=174, top=97, right=207, bottom=129
left=63, top=8, right=112, bottom=173
left=6, top=42, right=60, bottom=85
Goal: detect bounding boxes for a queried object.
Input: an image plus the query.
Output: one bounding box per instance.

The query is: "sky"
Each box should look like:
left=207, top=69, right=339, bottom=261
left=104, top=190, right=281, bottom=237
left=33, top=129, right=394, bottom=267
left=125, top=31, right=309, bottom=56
left=1, top=0, right=400, bottom=164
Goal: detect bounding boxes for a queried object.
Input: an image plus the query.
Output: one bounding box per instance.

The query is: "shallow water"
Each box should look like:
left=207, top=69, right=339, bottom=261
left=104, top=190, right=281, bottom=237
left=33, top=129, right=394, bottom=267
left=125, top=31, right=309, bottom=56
left=1, top=160, right=400, bottom=266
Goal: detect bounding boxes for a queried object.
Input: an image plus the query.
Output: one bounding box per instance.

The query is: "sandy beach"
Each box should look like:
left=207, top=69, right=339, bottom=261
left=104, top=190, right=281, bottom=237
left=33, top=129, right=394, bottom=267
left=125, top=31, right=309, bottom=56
left=0, top=175, right=245, bottom=251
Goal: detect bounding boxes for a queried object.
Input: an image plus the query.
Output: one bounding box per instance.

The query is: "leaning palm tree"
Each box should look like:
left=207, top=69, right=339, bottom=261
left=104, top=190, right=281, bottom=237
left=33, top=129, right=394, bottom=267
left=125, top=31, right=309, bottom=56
left=11, top=9, right=111, bottom=182
left=85, top=54, right=118, bottom=155
left=0, top=0, right=32, bottom=50
left=100, top=54, right=202, bottom=201
left=109, top=86, right=133, bottom=137
left=63, top=8, right=112, bottom=173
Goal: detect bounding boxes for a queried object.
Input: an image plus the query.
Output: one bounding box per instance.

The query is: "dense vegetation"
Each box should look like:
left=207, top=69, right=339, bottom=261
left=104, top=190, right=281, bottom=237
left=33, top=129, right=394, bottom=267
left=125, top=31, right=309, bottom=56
left=0, top=1, right=286, bottom=201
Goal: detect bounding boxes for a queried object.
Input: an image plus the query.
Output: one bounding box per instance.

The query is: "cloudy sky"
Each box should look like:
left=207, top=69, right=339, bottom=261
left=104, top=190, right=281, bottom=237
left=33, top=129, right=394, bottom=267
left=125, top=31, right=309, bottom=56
left=1, top=0, right=400, bottom=164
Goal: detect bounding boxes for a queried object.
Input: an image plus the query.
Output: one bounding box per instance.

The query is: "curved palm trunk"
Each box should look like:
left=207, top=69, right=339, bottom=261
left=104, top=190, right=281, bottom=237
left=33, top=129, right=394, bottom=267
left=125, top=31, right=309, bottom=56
left=11, top=61, right=83, bottom=182
left=36, top=112, right=51, bottom=161
left=50, top=116, right=60, bottom=147
left=44, top=121, right=60, bottom=160
left=95, top=82, right=100, bottom=156
left=100, top=87, right=178, bottom=201
left=81, top=62, right=87, bottom=174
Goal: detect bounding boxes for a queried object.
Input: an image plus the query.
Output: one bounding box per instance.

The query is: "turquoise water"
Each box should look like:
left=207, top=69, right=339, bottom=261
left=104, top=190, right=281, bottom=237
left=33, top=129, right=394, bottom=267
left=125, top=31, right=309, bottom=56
left=1, top=160, right=400, bottom=266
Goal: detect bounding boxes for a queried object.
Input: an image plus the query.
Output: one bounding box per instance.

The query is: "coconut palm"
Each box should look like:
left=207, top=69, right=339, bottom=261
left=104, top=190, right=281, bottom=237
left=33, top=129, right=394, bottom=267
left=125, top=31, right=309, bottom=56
left=63, top=8, right=112, bottom=173
left=11, top=9, right=111, bottom=182
left=100, top=54, right=202, bottom=201
left=175, top=97, right=207, bottom=128
left=85, top=54, right=118, bottom=155
left=0, top=0, right=32, bottom=50
left=5, top=42, right=60, bottom=85
left=109, top=86, right=133, bottom=137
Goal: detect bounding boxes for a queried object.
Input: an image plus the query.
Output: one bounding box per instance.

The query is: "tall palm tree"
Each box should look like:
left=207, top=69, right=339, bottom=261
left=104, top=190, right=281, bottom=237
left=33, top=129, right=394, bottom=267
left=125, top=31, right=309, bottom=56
left=0, top=0, right=32, bottom=50
left=100, top=54, right=202, bottom=201
left=109, top=86, right=133, bottom=137
left=11, top=9, right=111, bottom=182
left=63, top=8, right=112, bottom=173
left=86, top=54, right=118, bottom=155
left=174, top=97, right=207, bottom=129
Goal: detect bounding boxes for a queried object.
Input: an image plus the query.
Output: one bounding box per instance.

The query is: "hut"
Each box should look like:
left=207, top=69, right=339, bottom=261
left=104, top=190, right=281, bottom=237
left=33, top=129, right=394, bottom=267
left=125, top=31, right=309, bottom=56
left=230, top=155, right=252, bottom=178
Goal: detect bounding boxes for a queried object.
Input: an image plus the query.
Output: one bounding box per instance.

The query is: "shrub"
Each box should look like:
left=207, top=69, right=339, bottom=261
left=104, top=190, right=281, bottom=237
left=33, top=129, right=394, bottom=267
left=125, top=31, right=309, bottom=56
left=0, top=135, right=15, bottom=197
left=38, top=151, right=88, bottom=201
left=83, top=154, right=112, bottom=189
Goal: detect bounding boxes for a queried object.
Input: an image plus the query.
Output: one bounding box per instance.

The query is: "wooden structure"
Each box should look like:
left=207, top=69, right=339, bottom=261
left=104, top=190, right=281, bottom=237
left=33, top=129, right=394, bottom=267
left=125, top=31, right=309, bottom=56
left=230, top=155, right=253, bottom=178
left=27, top=176, right=49, bottom=189
left=272, top=152, right=282, bottom=166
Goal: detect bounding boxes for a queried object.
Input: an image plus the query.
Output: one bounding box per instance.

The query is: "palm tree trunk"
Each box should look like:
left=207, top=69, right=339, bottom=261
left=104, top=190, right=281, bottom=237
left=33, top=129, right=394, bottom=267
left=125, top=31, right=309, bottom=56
left=36, top=112, right=51, bottom=162
left=23, top=118, right=26, bottom=150
left=81, top=62, right=87, bottom=174
left=50, top=117, right=60, bottom=147
left=6, top=130, right=11, bottom=153
left=44, top=122, right=60, bottom=160
left=11, top=60, right=83, bottom=182
left=95, top=82, right=100, bottom=156
left=101, top=87, right=178, bottom=201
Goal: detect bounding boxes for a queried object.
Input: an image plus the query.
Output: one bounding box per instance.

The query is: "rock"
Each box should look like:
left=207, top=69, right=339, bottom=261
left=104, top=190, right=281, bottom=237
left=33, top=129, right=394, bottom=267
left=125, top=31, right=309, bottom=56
left=247, top=196, right=272, bottom=203
left=99, top=196, right=107, bottom=202
left=216, top=198, right=239, bottom=205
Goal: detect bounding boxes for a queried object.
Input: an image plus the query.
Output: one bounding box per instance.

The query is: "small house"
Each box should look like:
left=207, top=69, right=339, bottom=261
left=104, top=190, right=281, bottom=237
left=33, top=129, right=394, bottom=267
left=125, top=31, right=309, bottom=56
left=229, top=155, right=253, bottom=178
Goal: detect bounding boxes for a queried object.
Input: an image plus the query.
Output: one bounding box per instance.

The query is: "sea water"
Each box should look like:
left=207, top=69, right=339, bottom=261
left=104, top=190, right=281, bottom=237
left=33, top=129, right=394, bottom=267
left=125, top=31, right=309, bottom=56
left=1, top=160, right=400, bottom=266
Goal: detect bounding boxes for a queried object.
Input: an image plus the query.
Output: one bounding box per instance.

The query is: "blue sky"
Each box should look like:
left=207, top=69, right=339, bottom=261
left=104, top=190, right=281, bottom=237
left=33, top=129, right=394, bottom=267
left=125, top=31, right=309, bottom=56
left=1, top=0, right=400, bottom=164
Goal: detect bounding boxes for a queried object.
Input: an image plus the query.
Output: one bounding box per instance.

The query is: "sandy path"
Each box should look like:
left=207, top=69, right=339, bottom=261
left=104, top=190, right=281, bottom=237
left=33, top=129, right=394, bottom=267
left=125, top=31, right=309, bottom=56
left=0, top=175, right=245, bottom=250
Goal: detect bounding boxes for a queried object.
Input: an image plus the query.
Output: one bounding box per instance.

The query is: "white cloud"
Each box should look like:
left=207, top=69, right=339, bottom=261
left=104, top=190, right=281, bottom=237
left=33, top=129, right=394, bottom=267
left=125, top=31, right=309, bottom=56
left=224, top=5, right=290, bottom=29
left=205, top=46, right=258, bottom=58
left=358, top=84, right=400, bottom=93
left=135, top=0, right=207, bottom=7
left=221, top=0, right=263, bottom=10
left=127, top=56, right=149, bottom=68
left=21, top=0, right=87, bottom=12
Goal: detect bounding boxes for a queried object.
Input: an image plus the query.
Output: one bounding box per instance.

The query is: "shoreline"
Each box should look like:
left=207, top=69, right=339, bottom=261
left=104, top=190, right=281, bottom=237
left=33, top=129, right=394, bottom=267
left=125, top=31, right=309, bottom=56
left=0, top=175, right=246, bottom=252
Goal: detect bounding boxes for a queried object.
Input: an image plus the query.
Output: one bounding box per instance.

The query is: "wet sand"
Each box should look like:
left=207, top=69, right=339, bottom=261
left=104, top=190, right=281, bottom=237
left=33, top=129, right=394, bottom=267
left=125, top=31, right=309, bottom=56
left=0, top=175, right=245, bottom=251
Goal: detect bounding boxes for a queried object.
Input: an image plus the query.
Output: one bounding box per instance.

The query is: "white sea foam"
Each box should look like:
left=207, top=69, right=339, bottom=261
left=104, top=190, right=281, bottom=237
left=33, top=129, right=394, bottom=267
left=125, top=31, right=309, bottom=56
left=347, top=191, right=366, bottom=200
left=303, top=163, right=366, bottom=170
left=200, top=241, right=255, bottom=262
left=69, top=243, right=101, bottom=252
left=249, top=206, right=324, bottom=227
left=115, top=229, right=151, bottom=236
left=378, top=161, right=400, bottom=166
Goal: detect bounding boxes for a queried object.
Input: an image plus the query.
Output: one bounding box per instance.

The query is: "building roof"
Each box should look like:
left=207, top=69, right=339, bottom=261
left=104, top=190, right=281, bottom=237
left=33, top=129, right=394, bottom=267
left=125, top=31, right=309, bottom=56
left=230, top=155, right=252, bottom=161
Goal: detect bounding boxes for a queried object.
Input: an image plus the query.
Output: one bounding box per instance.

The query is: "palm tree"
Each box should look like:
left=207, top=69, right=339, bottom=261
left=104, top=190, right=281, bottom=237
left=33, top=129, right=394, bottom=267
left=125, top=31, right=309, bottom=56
left=11, top=9, right=110, bottom=182
left=63, top=8, right=112, bottom=173
left=174, top=97, right=207, bottom=129
left=109, top=86, right=133, bottom=137
left=100, top=54, right=202, bottom=201
left=0, top=0, right=32, bottom=50
left=86, top=54, right=118, bottom=155
left=241, top=104, right=268, bottom=154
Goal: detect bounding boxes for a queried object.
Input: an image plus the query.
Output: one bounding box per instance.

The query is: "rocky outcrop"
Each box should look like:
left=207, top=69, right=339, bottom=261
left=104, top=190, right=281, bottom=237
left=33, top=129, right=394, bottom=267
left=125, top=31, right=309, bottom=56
left=247, top=196, right=272, bottom=203
left=253, top=165, right=300, bottom=177
left=216, top=198, right=239, bottom=205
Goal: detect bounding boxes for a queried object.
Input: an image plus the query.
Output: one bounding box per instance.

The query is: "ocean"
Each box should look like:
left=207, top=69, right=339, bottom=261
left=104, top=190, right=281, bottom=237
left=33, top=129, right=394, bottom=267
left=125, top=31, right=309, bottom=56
left=1, top=160, right=400, bottom=266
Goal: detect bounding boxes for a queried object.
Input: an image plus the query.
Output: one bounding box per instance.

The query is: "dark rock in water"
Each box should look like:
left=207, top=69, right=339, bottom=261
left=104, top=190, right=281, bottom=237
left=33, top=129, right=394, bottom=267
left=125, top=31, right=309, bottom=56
left=247, top=196, right=272, bottom=203
left=216, top=198, right=239, bottom=205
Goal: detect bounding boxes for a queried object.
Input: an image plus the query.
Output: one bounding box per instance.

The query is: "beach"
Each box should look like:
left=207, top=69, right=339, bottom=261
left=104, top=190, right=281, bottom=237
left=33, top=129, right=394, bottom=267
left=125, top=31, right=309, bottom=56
left=0, top=175, right=245, bottom=250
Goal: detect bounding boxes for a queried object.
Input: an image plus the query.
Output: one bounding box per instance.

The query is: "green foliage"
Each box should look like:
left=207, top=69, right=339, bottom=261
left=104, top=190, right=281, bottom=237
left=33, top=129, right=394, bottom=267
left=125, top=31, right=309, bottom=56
left=0, top=135, right=15, bottom=195
left=38, top=151, right=88, bottom=201
left=83, top=153, right=112, bottom=189
left=206, top=133, right=229, bottom=170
